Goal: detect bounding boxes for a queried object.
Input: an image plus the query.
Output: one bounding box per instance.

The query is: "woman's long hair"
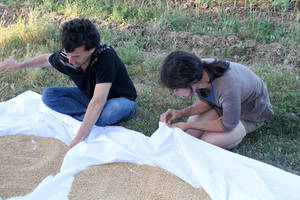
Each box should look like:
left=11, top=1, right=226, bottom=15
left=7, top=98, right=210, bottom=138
left=160, top=50, right=229, bottom=90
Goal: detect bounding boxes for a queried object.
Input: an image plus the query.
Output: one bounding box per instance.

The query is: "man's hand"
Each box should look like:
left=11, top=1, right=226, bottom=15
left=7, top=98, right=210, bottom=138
left=0, top=56, right=21, bottom=72
left=160, top=109, right=183, bottom=125
left=170, top=122, right=189, bottom=131
left=1, top=54, right=51, bottom=72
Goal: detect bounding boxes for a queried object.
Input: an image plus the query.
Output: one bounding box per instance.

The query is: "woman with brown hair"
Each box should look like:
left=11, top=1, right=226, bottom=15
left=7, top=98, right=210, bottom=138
left=160, top=50, right=274, bottom=149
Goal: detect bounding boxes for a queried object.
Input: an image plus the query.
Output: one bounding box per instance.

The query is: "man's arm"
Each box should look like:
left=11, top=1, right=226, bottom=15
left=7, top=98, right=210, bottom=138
left=0, top=54, right=51, bottom=72
left=69, top=83, right=111, bottom=148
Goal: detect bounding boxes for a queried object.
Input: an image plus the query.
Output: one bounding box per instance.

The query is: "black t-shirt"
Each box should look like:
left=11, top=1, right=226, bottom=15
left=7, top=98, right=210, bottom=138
left=48, top=44, right=137, bottom=101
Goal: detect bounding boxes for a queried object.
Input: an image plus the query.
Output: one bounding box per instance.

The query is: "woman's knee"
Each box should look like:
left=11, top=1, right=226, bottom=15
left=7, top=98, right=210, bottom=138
left=186, top=109, right=219, bottom=139
left=187, top=109, right=219, bottom=123
left=187, top=115, right=201, bottom=123
left=200, top=121, right=246, bottom=149
left=234, top=121, right=247, bottom=138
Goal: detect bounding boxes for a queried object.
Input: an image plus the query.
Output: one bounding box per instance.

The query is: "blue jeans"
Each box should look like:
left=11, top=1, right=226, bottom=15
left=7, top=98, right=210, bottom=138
left=42, top=87, right=137, bottom=126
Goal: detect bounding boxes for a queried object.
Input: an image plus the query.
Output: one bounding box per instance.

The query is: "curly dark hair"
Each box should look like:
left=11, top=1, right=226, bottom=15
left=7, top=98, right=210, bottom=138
left=60, top=18, right=100, bottom=53
left=160, top=50, right=229, bottom=90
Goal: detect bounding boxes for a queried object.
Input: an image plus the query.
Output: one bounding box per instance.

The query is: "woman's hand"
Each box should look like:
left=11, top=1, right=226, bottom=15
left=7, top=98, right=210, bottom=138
left=160, top=109, right=183, bottom=125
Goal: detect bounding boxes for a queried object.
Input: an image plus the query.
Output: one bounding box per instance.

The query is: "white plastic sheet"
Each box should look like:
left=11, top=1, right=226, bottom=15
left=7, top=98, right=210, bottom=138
left=0, top=91, right=299, bottom=200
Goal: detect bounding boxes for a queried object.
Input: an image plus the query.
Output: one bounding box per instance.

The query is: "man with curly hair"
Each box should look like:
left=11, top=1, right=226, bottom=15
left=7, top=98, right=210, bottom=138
left=1, top=18, right=137, bottom=148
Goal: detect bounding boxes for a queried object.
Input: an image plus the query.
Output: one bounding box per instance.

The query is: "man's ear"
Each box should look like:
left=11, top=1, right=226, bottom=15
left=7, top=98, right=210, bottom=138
left=89, top=48, right=96, bottom=54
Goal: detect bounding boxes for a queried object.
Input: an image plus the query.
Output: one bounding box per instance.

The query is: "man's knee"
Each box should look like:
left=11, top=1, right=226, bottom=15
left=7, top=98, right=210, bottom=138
left=101, top=100, right=123, bottom=119
left=96, top=98, right=136, bottom=126
left=42, top=87, right=57, bottom=106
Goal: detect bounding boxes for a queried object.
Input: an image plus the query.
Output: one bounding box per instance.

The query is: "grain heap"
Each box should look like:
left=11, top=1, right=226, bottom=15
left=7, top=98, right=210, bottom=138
left=0, top=134, right=68, bottom=199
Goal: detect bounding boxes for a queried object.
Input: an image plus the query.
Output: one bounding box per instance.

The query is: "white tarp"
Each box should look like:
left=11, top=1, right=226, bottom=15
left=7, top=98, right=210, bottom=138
left=0, top=91, right=299, bottom=200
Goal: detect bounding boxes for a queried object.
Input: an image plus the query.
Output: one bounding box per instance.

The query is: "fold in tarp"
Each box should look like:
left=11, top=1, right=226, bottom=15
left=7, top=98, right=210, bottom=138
left=0, top=91, right=299, bottom=200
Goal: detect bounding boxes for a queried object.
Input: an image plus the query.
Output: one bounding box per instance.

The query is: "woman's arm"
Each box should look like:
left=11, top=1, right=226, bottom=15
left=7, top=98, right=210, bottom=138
left=160, top=99, right=212, bottom=125
left=180, top=99, right=212, bottom=117
left=171, top=119, right=223, bottom=133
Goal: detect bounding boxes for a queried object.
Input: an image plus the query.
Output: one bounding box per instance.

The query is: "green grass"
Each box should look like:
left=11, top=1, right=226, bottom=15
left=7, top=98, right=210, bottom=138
left=0, top=0, right=299, bottom=175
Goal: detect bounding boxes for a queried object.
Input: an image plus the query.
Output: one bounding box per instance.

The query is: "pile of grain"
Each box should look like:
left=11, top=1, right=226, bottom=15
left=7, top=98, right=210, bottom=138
left=0, top=134, right=68, bottom=199
left=69, top=162, right=211, bottom=200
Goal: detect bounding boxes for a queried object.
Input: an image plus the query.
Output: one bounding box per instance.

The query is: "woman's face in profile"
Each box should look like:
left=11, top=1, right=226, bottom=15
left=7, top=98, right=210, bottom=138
left=172, top=78, right=210, bottom=99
